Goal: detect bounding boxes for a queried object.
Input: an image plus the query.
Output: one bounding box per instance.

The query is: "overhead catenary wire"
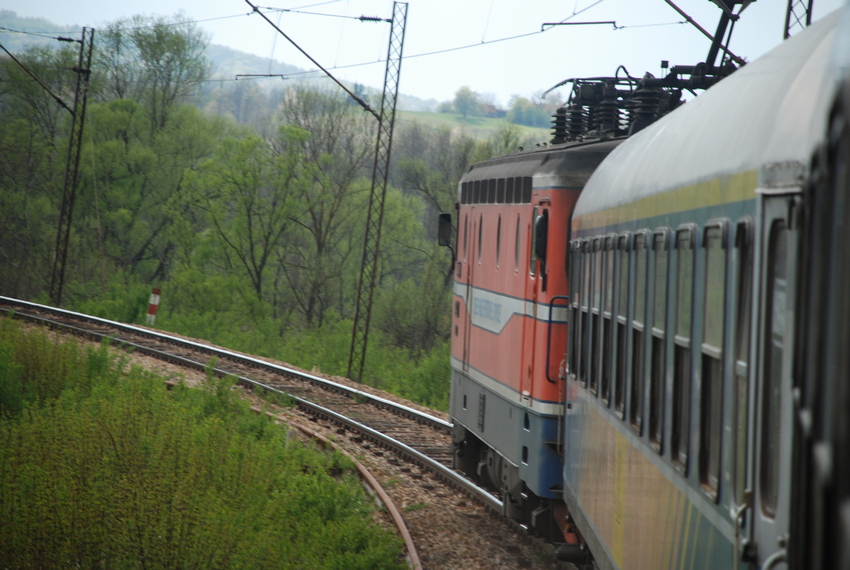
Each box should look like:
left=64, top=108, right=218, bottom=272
left=0, top=40, right=72, bottom=113
left=243, top=0, right=379, bottom=120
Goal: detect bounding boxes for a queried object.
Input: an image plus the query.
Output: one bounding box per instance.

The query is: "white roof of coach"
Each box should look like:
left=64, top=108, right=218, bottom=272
left=574, top=11, right=840, bottom=218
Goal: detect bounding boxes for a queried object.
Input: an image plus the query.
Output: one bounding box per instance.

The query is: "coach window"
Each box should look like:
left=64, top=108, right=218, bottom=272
left=650, top=230, right=669, bottom=452
left=478, top=214, right=483, bottom=265
left=496, top=215, right=502, bottom=268
left=732, top=219, right=753, bottom=506
left=672, top=226, right=695, bottom=471
left=630, top=232, right=648, bottom=433
left=579, top=240, right=591, bottom=387
left=497, top=179, right=505, bottom=203
left=761, top=222, right=787, bottom=517
left=590, top=238, right=602, bottom=394
left=614, top=233, right=630, bottom=418
left=700, top=223, right=727, bottom=498
left=601, top=235, right=615, bottom=405
left=569, top=241, right=581, bottom=379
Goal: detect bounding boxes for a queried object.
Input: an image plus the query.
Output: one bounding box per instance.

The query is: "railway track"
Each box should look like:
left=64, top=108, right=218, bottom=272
left=0, top=297, right=502, bottom=515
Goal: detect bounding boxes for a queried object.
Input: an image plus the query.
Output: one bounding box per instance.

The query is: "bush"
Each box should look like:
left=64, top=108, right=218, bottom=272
left=0, top=318, right=405, bottom=568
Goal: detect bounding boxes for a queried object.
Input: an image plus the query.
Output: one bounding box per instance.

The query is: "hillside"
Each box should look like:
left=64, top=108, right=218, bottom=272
left=0, top=11, right=440, bottom=113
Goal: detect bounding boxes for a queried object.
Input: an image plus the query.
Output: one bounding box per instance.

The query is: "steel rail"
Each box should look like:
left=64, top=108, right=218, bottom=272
left=0, top=297, right=501, bottom=513
left=0, top=296, right=451, bottom=433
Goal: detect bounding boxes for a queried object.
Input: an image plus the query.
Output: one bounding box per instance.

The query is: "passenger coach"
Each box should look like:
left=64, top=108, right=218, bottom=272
left=564, top=12, right=841, bottom=570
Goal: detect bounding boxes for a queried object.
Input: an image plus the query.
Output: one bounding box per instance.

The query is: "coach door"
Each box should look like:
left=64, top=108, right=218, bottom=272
left=750, top=195, right=800, bottom=569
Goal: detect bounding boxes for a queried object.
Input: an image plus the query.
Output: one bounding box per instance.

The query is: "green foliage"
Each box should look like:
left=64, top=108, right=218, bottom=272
left=506, top=95, right=553, bottom=128
left=0, top=31, right=458, bottom=415
left=0, top=319, right=405, bottom=568
left=453, top=86, right=484, bottom=119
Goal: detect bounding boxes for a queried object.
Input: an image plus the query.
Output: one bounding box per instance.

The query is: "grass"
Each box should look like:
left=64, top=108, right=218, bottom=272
left=0, top=317, right=406, bottom=569
left=396, top=110, right=551, bottom=142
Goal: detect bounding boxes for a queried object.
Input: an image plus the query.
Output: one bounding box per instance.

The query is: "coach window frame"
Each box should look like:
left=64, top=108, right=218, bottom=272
left=700, top=220, right=729, bottom=500
left=760, top=219, right=789, bottom=518
left=672, top=224, right=696, bottom=473
left=629, top=230, right=649, bottom=434
left=731, top=218, right=753, bottom=508
left=650, top=228, right=670, bottom=453
left=601, top=234, right=616, bottom=405
left=590, top=237, right=603, bottom=394
left=614, top=232, right=631, bottom=419
left=569, top=240, right=581, bottom=380
left=579, top=239, right=591, bottom=387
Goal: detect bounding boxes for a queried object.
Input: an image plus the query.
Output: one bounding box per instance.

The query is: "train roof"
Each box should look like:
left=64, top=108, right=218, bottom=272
left=574, top=11, right=840, bottom=219
left=462, top=139, right=623, bottom=187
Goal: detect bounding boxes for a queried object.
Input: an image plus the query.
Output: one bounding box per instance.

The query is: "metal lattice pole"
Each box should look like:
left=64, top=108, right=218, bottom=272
left=347, top=2, right=408, bottom=382
left=784, top=0, right=814, bottom=39
left=49, top=27, right=95, bottom=307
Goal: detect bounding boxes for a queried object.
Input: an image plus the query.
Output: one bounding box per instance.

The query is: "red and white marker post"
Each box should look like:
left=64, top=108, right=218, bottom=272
left=146, top=287, right=161, bottom=325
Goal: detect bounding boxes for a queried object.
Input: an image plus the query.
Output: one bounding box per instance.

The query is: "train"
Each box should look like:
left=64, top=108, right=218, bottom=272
left=440, top=6, right=849, bottom=569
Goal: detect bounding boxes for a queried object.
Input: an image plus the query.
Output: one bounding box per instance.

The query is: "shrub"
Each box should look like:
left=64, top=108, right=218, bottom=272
left=0, top=318, right=405, bottom=568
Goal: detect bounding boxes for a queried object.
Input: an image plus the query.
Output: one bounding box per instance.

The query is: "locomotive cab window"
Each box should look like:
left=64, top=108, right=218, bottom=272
left=463, top=214, right=469, bottom=263
left=530, top=208, right=538, bottom=276
left=650, top=230, right=669, bottom=452
left=614, top=233, right=631, bottom=418
left=496, top=215, right=502, bottom=268
left=672, top=226, right=695, bottom=472
left=478, top=215, right=484, bottom=265
left=515, top=215, right=521, bottom=273
left=630, top=231, right=648, bottom=434
left=700, top=222, right=728, bottom=499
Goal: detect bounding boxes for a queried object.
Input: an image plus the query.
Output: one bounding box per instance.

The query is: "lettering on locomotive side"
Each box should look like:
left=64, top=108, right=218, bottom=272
left=473, top=297, right=502, bottom=324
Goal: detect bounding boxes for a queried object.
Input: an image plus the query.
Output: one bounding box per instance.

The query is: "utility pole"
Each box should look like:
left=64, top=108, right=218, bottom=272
left=784, top=0, right=814, bottom=39
left=347, top=2, right=408, bottom=382
left=245, top=0, right=407, bottom=382
left=48, top=27, right=95, bottom=306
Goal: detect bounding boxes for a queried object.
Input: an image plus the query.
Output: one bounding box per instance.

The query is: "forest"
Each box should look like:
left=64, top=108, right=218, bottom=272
left=0, top=14, right=540, bottom=409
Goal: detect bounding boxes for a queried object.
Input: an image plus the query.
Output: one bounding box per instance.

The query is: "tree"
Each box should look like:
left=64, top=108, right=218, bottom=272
left=183, top=130, right=307, bottom=302
left=453, top=86, right=483, bottom=120
left=506, top=95, right=550, bottom=128
left=274, top=86, right=376, bottom=327
left=95, top=14, right=210, bottom=132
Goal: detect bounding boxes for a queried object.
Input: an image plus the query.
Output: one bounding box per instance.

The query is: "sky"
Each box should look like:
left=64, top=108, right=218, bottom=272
left=3, top=0, right=845, bottom=106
